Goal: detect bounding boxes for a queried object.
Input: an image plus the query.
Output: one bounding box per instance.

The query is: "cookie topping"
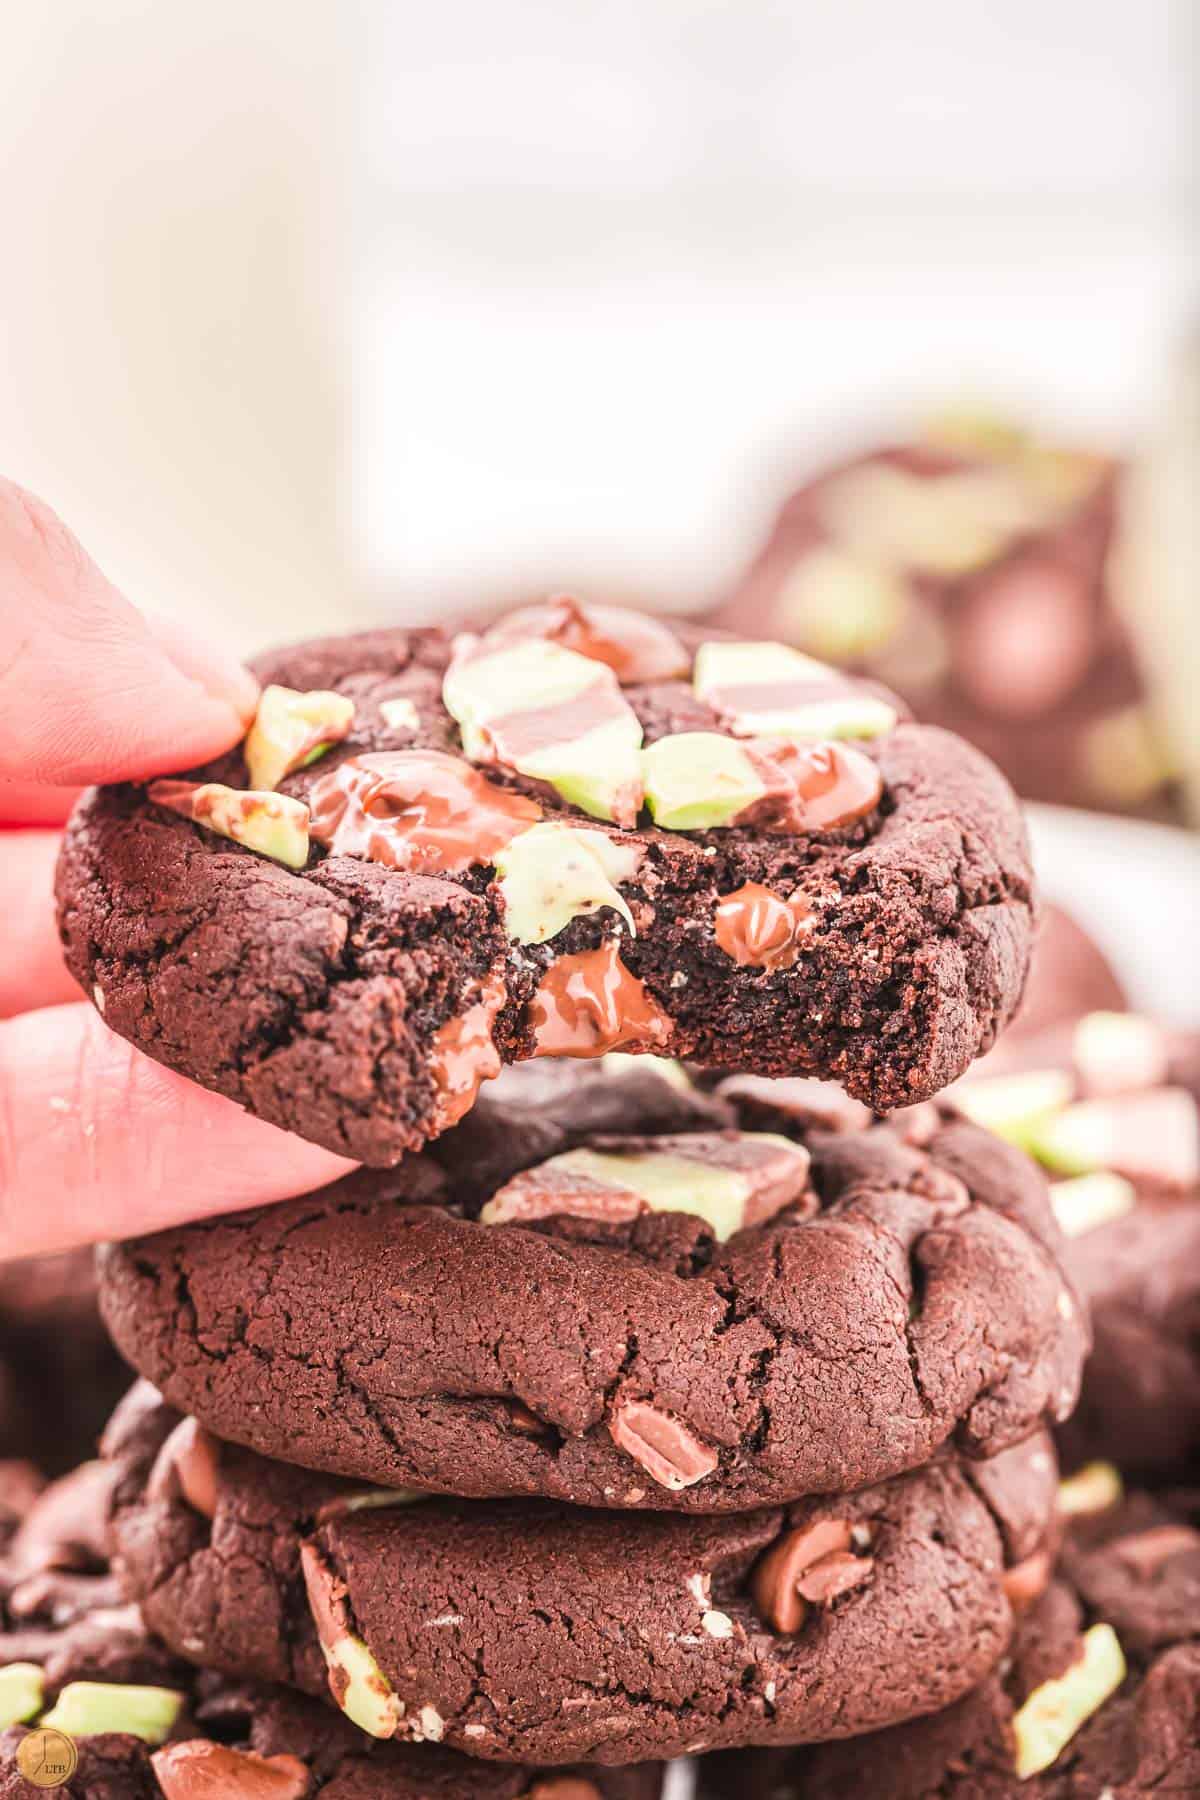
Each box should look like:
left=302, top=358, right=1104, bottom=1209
left=766, top=739, right=884, bottom=830
left=315, top=1487, right=427, bottom=1525
left=477, top=596, right=690, bottom=684
left=299, top=1542, right=402, bottom=1738
left=1011, top=1622, right=1125, bottom=1779
left=243, top=684, right=355, bottom=791
left=0, top=1662, right=44, bottom=1729
left=775, top=546, right=907, bottom=660
left=714, top=882, right=816, bottom=971
left=308, top=750, right=541, bottom=875
left=1001, top=1547, right=1053, bottom=1612
left=148, top=781, right=310, bottom=869
left=641, top=732, right=785, bottom=831
left=948, top=1068, right=1075, bottom=1149
left=479, top=1132, right=811, bottom=1239
left=642, top=732, right=881, bottom=834
left=494, top=822, right=641, bottom=945
left=751, top=1519, right=874, bottom=1633
left=1049, top=1171, right=1137, bottom=1238
left=817, top=462, right=1045, bottom=576
left=1058, top=1462, right=1123, bottom=1518
left=529, top=941, right=672, bottom=1058
left=40, top=1680, right=185, bottom=1744
left=1032, top=1089, right=1200, bottom=1188
left=693, top=639, right=898, bottom=740
left=443, top=637, right=644, bottom=825
left=152, top=1742, right=310, bottom=1800
left=428, top=971, right=506, bottom=1132
left=146, top=1417, right=220, bottom=1520
left=378, top=695, right=420, bottom=732
left=1071, top=1010, right=1170, bottom=1097
left=608, top=1397, right=719, bottom=1491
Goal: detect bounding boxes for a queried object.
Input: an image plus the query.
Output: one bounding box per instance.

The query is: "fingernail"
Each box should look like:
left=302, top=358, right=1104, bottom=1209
left=149, top=616, right=261, bottom=725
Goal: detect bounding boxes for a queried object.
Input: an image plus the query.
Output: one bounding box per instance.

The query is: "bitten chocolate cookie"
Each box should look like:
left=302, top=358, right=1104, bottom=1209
left=106, top=1386, right=1058, bottom=1767
left=56, top=603, right=1035, bottom=1161
left=0, top=1416, right=662, bottom=1800
left=945, top=1012, right=1200, bottom=1478
left=96, top=1060, right=1086, bottom=1512
left=708, top=416, right=1178, bottom=819
left=696, top=1477, right=1200, bottom=1797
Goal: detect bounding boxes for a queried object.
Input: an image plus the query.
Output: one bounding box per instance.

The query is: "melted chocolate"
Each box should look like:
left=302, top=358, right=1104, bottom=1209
left=483, top=596, right=690, bottom=684
left=308, top=751, right=540, bottom=875
left=714, top=881, right=816, bottom=971
left=752, top=739, right=883, bottom=832
left=429, top=971, right=507, bottom=1130
left=530, top=940, right=673, bottom=1058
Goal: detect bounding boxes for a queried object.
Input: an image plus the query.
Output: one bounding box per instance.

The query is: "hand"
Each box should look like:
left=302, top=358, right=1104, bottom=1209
left=0, top=478, right=356, bottom=1259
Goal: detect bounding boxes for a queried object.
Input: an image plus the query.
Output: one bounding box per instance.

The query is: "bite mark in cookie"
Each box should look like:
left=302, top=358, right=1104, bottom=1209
left=57, top=606, right=1036, bottom=1160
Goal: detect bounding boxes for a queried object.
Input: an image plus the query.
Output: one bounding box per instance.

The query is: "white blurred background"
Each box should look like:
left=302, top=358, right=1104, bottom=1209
left=355, top=0, right=1195, bottom=611
left=0, top=0, right=1195, bottom=646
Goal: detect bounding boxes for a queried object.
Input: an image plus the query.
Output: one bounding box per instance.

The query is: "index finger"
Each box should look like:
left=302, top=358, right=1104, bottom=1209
left=0, top=477, right=259, bottom=787
left=0, top=1003, right=355, bottom=1259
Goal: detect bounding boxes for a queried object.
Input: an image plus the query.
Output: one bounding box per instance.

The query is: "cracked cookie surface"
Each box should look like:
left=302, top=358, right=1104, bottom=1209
left=106, top=1387, right=1058, bottom=1767
left=97, top=1061, right=1087, bottom=1511
left=0, top=1397, right=663, bottom=1799
left=56, top=614, right=1035, bottom=1162
left=698, top=1484, right=1200, bottom=1797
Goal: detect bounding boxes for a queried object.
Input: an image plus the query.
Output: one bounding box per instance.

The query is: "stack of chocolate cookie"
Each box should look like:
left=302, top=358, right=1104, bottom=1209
left=15, top=603, right=1174, bottom=1794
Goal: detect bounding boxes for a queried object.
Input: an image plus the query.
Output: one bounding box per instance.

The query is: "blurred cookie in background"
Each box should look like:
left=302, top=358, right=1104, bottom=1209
left=695, top=1477, right=1200, bottom=1797
left=1012, top=902, right=1126, bottom=1042
left=0, top=1251, right=129, bottom=1476
left=946, top=1010, right=1200, bottom=1481
left=711, top=412, right=1180, bottom=820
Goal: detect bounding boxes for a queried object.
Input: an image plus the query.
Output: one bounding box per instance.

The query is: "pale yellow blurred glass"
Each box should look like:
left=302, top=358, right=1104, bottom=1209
left=0, top=1, right=356, bottom=655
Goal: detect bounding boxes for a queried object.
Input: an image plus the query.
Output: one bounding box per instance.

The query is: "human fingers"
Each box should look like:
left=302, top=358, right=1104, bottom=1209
left=0, top=477, right=259, bottom=787
left=0, top=831, right=79, bottom=1018
left=0, top=1003, right=355, bottom=1260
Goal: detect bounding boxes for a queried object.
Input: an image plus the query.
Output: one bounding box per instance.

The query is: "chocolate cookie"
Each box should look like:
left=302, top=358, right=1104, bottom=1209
left=708, top=419, right=1178, bottom=820
left=0, top=1436, right=662, bottom=1800
left=697, top=1479, right=1200, bottom=1797
left=0, top=1251, right=128, bottom=1476
left=56, top=605, right=1036, bottom=1161
left=96, top=1061, right=1086, bottom=1511
left=1009, top=904, right=1126, bottom=1044
left=106, top=1385, right=1059, bottom=1766
left=945, top=1012, right=1200, bottom=1478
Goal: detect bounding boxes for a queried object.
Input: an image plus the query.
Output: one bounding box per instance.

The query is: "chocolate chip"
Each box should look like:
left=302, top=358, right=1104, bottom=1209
left=751, top=1519, right=874, bottom=1633
left=607, top=1397, right=719, bottom=1492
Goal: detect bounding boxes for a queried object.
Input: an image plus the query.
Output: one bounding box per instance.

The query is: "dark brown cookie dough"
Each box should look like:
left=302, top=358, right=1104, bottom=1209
left=106, top=1386, right=1059, bottom=1767
left=96, top=1062, right=1086, bottom=1511
left=0, top=1417, right=663, bottom=1800
left=696, top=1484, right=1200, bottom=1798
left=0, top=1250, right=128, bottom=1477
left=56, top=608, right=1035, bottom=1162
left=945, top=1013, right=1200, bottom=1479
left=708, top=423, right=1179, bottom=820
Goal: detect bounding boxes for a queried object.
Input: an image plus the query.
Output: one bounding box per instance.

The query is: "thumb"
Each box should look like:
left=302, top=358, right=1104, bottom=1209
left=0, top=478, right=260, bottom=786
